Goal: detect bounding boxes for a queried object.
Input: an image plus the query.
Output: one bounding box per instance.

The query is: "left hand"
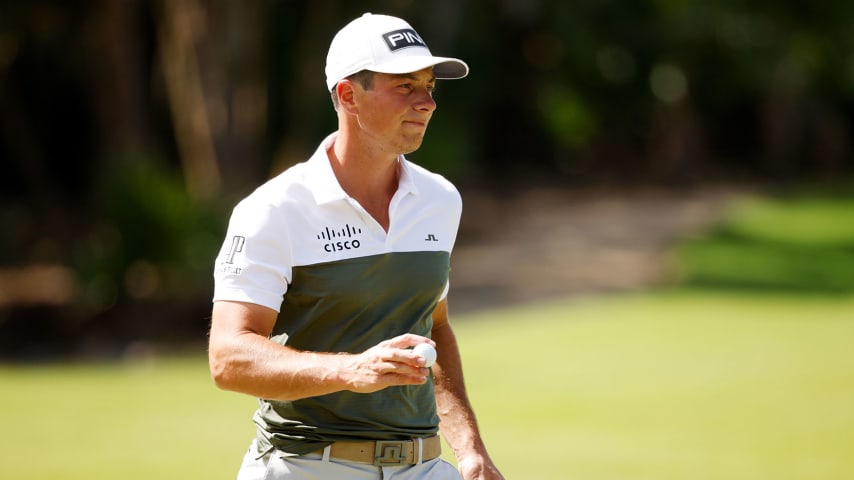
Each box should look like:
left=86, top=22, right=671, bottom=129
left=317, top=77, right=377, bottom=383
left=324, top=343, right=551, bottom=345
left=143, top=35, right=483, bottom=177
left=457, top=455, right=505, bottom=480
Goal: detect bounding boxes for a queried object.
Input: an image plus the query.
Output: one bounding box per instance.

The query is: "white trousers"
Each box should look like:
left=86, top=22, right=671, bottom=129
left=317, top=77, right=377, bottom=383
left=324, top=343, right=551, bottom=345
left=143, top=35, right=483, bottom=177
left=236, top=439, right=463, bottom=480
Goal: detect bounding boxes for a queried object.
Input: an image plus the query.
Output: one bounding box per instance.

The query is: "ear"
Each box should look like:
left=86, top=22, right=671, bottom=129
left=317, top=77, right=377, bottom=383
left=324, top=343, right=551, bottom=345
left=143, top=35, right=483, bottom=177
left=336, top=80, right=359, bottom=114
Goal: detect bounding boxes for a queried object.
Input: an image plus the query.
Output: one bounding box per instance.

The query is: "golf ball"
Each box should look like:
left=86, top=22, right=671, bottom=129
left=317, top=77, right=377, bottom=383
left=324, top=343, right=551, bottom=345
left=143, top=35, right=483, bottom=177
left=413, top=343, right=437, bottom=367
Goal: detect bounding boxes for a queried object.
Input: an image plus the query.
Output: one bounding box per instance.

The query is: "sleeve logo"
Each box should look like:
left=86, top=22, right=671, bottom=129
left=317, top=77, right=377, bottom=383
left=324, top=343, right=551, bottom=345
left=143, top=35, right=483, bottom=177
left=225, top=236, right=245, bottom=264
left=216, top=235, right=245, bottom=275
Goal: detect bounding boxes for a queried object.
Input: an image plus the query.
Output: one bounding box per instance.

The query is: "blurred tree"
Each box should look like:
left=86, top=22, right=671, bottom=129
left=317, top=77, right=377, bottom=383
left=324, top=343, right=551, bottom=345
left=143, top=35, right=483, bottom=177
left=154, top=0, right=221, bottom=200
left=0, top=0, right=852, bottom=356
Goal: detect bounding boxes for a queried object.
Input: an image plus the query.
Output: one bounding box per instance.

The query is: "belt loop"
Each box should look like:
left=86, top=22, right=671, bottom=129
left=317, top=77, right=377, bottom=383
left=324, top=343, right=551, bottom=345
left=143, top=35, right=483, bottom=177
left=322, top=445, right=331, bottom=462
left=416, top=437, right=423, bottom=465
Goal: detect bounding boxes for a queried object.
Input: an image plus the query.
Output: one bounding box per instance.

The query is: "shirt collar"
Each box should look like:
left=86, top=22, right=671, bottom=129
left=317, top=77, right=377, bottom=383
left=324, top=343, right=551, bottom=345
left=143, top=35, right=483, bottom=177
left=308, top=132, right=419, bottom=205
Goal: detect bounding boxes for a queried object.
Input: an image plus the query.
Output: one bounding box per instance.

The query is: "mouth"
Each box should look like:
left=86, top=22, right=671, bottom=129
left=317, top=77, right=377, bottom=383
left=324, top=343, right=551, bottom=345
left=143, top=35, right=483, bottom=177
left=402, top=117, right=429, bottom=128
left=402, top=121, right=428, bottom=130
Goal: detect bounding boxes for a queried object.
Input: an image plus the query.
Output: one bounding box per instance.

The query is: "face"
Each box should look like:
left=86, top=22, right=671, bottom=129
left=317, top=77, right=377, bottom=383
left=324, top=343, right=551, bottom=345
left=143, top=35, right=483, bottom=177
left=349, top=67, right=437, bottom=155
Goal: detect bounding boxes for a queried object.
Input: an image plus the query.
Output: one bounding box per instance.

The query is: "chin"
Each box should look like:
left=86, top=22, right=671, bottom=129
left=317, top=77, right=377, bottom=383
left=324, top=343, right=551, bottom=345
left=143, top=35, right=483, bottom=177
left=399, top=136, right=426, bottom=155
left=401, top=144, right=424, bottom=155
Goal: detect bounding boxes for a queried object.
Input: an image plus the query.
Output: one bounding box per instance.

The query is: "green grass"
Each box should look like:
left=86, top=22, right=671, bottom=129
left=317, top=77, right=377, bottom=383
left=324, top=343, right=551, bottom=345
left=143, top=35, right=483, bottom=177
left=0, top=357, right=256, bottom=479
left=451, top=290, right=854, bottom=479
left=676, top=188, right=854, bottom=292
left=2, top=290, right=853, bottom=479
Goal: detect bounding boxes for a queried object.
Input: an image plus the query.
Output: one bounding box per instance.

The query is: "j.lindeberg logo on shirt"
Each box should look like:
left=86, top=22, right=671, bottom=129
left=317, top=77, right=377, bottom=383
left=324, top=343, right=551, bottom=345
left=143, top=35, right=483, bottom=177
left=318, top=224, right=364, bottom=252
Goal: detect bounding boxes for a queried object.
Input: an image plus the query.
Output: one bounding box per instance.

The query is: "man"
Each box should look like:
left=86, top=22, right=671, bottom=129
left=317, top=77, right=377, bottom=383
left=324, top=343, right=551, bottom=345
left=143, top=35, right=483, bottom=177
left=209, top=13, right=504, bottom=480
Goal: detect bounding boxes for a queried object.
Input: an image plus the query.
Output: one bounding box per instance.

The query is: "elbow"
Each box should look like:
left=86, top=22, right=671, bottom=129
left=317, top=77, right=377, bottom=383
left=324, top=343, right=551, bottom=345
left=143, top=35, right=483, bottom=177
left=209, top=357, right=228, bottom=390
left=208, top=347, right=238, bottom=391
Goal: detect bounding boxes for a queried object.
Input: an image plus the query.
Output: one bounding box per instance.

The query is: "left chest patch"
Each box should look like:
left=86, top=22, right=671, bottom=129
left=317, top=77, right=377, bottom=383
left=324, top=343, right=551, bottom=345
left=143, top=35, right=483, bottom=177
left=317, top=224, right=365, bottom=253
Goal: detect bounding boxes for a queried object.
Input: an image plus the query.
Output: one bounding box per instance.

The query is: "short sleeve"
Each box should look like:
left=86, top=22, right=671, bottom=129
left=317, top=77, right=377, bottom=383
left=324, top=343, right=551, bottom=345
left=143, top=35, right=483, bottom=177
left=212, top=198, right=292, bottom=312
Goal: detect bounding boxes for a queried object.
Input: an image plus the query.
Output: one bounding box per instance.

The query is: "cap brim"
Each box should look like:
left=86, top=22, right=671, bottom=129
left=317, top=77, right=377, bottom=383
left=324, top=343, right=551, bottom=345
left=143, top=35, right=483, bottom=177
left=368, top=56, right=469, bottom=80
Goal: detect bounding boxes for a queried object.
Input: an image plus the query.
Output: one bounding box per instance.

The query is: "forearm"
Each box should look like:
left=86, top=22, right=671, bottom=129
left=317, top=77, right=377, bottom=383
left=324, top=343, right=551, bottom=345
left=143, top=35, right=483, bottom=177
left=431, top=322, right=491, bottom=461
left=431, top=307, right=504, bottom=479
left=209, top=330, right=351, bottom=401
left=208, top=300, right=431, bottom=401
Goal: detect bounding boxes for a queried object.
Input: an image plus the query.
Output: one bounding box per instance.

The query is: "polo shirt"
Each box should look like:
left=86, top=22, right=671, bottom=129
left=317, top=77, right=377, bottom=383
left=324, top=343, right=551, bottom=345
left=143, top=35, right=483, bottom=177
left=212, top=132, right=462, bottom=454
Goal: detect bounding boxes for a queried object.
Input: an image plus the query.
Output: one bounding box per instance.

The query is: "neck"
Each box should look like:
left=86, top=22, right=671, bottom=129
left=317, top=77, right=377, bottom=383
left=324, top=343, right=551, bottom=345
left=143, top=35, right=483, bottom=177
left=330, top=128, right=400, bottom=196
left=327, top=131, right=400, bottom=231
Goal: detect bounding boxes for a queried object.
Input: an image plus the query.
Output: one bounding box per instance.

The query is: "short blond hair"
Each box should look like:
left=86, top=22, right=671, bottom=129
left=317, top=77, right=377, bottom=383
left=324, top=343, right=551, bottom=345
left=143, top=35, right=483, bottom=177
left=330, top=70, right=376, bottom=111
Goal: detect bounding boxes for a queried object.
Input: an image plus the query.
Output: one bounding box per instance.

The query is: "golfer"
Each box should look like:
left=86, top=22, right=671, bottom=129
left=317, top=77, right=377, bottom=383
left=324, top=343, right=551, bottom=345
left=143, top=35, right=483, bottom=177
left=209, top=12, right=504, bottom=480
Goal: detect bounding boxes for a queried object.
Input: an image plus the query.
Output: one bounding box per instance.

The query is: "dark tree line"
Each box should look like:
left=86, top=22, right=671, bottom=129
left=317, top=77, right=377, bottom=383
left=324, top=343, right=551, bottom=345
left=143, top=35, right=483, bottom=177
left=1, top=0, right=852, bottom=357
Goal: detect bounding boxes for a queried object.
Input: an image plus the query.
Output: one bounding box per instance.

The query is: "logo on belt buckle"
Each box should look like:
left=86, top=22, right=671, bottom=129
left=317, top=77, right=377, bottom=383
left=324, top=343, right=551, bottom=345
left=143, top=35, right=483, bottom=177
left=374, top=440, right=409, bottom=466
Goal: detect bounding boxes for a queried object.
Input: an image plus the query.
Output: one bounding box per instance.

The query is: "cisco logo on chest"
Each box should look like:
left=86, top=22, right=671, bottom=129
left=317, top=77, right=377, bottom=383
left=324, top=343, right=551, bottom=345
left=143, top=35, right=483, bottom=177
left=318, top=224, right=364, bottom=253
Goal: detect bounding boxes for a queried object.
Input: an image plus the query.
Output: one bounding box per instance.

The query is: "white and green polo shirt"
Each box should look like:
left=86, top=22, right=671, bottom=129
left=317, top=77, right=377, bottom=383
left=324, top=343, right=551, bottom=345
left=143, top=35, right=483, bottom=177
left=213, top=132, right=461, bottom=455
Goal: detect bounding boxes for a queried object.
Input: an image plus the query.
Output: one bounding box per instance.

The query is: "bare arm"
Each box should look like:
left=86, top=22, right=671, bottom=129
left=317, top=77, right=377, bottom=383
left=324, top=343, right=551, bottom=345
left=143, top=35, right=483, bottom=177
left=431, top=299, right=504, bottom=480
left=208, top=300, right=431, bottom=401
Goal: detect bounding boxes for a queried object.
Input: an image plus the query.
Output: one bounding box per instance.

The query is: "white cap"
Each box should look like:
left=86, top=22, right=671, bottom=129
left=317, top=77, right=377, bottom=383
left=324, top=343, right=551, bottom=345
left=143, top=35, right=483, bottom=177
left=325, top=13, right=469, bottom=91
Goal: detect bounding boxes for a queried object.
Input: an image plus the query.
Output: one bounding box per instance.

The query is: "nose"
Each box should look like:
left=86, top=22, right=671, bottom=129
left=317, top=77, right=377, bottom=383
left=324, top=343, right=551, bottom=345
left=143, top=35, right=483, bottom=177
left=413, top=87, right=436, bottom=113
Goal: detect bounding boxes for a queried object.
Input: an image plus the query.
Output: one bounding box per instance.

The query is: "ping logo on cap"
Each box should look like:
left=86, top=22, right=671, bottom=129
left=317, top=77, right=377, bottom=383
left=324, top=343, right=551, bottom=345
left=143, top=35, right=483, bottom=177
left=383, top=28, right=426, bottom=51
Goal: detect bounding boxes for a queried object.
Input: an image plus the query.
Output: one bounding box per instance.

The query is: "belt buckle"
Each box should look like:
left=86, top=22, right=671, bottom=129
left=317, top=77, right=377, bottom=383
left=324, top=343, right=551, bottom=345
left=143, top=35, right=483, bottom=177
left=374, top=440, right=410, bottom=466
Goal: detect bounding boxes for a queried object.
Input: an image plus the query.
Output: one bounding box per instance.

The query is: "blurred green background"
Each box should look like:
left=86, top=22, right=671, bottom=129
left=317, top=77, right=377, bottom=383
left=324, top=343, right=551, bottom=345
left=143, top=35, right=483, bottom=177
left=2, top=291, right=853, bottom=479
left=1, top=0, right=853, bottom=478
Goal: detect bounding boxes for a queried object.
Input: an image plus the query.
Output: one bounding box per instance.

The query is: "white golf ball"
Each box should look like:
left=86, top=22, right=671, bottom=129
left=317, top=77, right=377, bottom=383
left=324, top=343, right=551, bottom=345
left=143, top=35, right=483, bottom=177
left=413, top=343, right=437, bottom=367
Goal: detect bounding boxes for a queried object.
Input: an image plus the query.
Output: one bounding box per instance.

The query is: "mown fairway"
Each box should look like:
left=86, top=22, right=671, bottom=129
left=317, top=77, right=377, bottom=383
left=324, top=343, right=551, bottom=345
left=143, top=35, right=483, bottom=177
left=2, top=290, right=853, bottom=479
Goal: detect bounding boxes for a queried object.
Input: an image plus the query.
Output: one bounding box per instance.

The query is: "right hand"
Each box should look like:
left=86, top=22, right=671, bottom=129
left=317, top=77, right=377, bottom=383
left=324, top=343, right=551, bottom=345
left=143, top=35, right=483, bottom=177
left=341, top=333, right=434, bottom=393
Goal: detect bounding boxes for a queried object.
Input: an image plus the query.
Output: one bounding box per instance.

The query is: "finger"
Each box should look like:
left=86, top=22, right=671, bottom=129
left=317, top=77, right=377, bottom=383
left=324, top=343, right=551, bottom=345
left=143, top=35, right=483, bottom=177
left=368, top=345, right=429, bottom=373
left=381, top=333, right=434, bottom=349
left=382, top=345, right=431, bottom=369
left=381, top=371, right=429, bottom=386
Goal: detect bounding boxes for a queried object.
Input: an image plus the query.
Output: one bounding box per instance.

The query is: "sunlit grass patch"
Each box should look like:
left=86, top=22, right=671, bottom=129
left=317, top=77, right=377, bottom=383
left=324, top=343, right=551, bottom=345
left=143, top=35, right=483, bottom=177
left=1, top=290, right=852, bottom=479
left=675, top=186, right=854, bottom=292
